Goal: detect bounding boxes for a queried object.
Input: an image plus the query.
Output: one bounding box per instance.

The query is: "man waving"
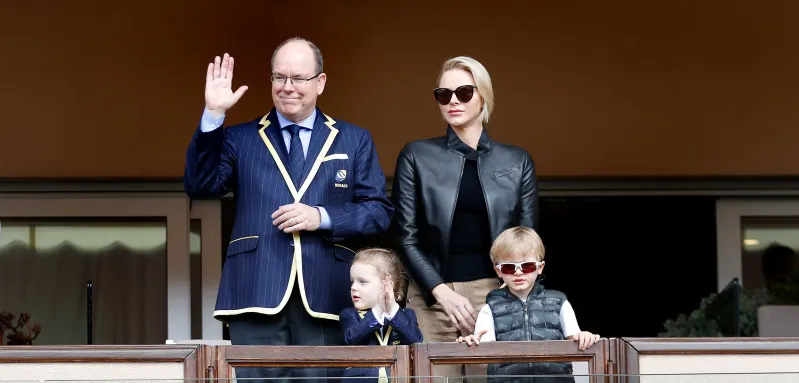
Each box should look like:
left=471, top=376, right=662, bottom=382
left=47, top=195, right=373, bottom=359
left=184, top=37, right=393, bottom=381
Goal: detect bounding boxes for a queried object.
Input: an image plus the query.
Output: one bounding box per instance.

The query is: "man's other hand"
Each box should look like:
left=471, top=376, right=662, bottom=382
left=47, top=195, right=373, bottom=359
left=272, top=203, right=321, bottom=233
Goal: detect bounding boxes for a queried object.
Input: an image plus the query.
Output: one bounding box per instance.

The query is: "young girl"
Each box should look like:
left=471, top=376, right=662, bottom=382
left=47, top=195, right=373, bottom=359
left=340, top=248, right=424, bottom=382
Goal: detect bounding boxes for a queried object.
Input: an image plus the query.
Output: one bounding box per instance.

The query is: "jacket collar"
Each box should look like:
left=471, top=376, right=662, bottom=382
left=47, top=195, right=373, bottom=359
left=275, top=108, right=317, bottom=130
left=446, top=125, right=492, bottom=160
left=500, top=274, right=546, bottom=301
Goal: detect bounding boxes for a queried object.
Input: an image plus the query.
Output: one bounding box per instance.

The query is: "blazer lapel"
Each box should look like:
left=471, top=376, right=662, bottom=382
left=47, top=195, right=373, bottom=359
left=301, top=111, right=331, bottom=181
left=258, top=109, right=298, bottom=199
left=295, top=110, right=338, bottom=199
left=258, top=107, right=339, bottom=201
left=264, top=111, right=290, bottom=166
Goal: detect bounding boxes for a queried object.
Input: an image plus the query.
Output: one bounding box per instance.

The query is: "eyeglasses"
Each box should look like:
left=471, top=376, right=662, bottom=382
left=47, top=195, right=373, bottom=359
left=271, top=72, right=321, bottom=85
left=433, top=85, right=477, bottom=105
left=495, top=261, right=545, bottom=275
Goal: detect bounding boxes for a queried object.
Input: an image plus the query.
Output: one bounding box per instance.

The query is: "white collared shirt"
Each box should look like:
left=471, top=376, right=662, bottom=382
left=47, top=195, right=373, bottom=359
left=371, top=303, right=401, bottom=339
left=200, top=108, right=317, bottom=158
left=371, top=303, right=401, bottom=325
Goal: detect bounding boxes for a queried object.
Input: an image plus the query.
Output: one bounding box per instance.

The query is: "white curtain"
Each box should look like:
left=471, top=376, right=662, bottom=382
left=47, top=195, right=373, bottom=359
left=0, top=241, right=167, bottom=345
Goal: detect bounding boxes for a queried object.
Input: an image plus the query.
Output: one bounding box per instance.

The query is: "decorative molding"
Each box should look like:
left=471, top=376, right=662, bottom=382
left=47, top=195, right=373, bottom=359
left=0, top=344, right=198, bottom=361
left=0, top=344, right=202, bottom=379
left=622, top=337, right=799, bottom=354
left=2, top=176, right=799, bottom=196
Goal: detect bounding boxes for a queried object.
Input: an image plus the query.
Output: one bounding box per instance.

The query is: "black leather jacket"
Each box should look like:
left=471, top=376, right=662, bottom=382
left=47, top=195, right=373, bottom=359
left=391, top=126, right=538, bottom=306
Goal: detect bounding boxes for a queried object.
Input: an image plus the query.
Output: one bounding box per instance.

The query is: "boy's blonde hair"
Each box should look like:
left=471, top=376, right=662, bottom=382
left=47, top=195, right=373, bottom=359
left=438, top=56, right=495, bottom=125
left=489, top=226, right=545, bottom=264
left=352, top=247, right=407, bottom=302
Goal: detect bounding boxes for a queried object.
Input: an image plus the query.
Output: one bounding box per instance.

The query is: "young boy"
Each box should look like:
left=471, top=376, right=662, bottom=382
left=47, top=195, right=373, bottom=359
left=457, top=226, right=600, bottom=382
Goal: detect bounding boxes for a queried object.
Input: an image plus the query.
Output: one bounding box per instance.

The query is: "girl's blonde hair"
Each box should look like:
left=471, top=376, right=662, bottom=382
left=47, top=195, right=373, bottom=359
left=353, top=247, right=407, bottom=302
left=438, top=56, right=495, bottom=125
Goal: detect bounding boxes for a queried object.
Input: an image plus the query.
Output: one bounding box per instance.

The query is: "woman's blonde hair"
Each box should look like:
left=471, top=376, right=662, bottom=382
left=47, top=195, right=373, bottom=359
left=489, top=226, right=546, bottom=264
left=353, top=248, right=407, bottom=302
left=438, top=56, right=495, bottom=125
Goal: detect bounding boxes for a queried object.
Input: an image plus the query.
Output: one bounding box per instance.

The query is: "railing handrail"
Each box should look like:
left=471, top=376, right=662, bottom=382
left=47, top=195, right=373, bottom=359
left=4, top=338, right=799, bottom=381
left=413, top=339, right=610, bottom=383
left=215, top=344, right=411, bottom=379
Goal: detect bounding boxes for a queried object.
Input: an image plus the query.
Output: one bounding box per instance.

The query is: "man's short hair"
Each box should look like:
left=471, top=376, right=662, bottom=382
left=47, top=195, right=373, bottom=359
left=271, top=37, right=324, bottom=75
left=490, top=226, right=545, bottom=264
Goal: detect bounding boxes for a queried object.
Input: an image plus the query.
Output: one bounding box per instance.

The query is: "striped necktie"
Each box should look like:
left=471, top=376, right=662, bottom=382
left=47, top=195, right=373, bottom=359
left=286, top=124, right=305, bottom=187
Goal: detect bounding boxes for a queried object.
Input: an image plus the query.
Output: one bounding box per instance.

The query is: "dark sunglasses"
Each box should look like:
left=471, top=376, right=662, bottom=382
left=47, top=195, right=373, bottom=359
left=433, top=85, right=477, bottom=105
left=495, top=261, right=545, bottom=275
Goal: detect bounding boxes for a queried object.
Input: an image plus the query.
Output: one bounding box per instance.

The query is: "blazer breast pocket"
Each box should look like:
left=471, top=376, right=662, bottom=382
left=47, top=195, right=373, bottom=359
left=322, top=153, right=349, bottom=162
left=323, top=156, right=352, bottom=194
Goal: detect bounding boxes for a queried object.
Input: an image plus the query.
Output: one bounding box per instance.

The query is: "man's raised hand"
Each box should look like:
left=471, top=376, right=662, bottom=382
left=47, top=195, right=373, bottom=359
left=205, top=53, right=248, bottom=118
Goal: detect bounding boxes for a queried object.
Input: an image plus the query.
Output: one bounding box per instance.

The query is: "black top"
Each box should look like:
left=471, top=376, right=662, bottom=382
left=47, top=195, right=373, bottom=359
left=444, top=145, right=495, bottom=282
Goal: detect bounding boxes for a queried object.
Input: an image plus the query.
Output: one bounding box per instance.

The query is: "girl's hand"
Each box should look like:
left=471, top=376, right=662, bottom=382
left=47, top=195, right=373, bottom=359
left=380, top=275, right=395, bottom=313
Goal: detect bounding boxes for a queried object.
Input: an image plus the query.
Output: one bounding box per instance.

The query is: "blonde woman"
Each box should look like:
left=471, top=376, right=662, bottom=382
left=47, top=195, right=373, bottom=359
left=391, top=56, right=538, bottom=379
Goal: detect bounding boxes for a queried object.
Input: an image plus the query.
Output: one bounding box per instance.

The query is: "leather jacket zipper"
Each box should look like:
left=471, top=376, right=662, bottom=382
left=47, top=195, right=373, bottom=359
left=443, top=156, right=466, bottom=272
left=476, top=156, right=494, bottom=238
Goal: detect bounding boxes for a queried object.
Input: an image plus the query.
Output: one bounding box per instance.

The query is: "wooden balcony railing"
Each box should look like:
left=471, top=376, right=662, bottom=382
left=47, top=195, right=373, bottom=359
left=612, top=337, right=799, bottom=383
left=0, top=344, right=205, bottom=380
left=1, top=338, right=798, bottom=382
left=212, top=345, right=411, bottom=381
left=413, top=340, right=609, bottom=383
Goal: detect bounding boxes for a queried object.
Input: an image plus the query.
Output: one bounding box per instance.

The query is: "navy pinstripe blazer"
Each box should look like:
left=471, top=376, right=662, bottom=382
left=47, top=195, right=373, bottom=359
left=184, top=107, right=393, bottom=320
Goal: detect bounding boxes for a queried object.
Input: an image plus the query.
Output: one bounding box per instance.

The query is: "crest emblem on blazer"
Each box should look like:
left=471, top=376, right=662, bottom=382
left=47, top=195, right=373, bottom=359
left=334, top=169, right=349, bottom=188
